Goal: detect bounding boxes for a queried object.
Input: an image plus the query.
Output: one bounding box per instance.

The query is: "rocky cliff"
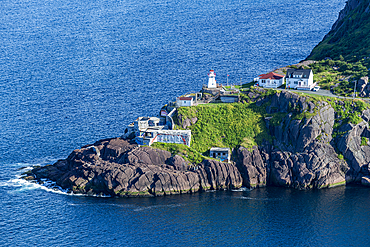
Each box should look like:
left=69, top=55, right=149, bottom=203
left=308, top=0, right=370, bottom=61
left=234, top=91, right=349, bottom=189
left=24, top=90, right=370, bottom=197
left=26, top=138, right=242, bottom=197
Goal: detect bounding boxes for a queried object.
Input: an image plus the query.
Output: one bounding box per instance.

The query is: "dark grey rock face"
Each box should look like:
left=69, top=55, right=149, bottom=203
left=336, top=121, right=370, bottom=182
left=234, top=91, right=355, bottom=189
left=27, top=90, right=370, bottom=196
left=357, top=77, right=369, bottom=97
left=30, top=138, right=243, bottom=197
left=234, top=142, right=348, bottom=190
left=234, top=146, right=267, bottom=188
left=196, top=159, right=243, bottom=191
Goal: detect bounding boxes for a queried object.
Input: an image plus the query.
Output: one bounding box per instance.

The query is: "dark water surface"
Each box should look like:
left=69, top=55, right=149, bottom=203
left=3, top=0, right=369, bottom=246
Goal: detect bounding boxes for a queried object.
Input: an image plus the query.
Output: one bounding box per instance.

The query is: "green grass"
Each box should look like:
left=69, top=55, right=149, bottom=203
left=361, top=137, right=368, bottom=146
left=282, top=90, right=368, bottom=128
left=176, top=102, right=272, bottom=153
left=306, top=59, right=369, bottom=97
left=224, top=85, right=241, bottom=89
left=241, top=81, right=255, bottom=88
left=329, top=99, right=367, bottom=128
left=151, top=142, right=205, bottom=164
left=176, top=88, right=369, bottom=155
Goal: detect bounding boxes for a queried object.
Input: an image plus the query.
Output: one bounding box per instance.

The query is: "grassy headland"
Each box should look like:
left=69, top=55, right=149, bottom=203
left=172, top=88, right=369, bottom=157
left=175, top=101, right=271, bottom=154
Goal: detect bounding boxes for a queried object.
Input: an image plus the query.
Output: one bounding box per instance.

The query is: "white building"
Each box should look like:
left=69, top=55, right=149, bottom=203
left=136, top=129, right=192, bottom=147
left=124, top=114, right=192, bottom=147
left=257, top=72, right=285, bottom=88
left=124, top=116, right=168, bottom=138
left=286, top=69, right=315, bottom=90
left=176, top=96, right=194, bottom=107
left=207, top=69, right=217, bottom=88
left=210, top=147, right=231, bottom=163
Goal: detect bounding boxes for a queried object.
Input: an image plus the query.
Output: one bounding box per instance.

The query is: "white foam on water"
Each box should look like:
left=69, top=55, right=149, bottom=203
left=231, top=187, right=252, bottom=192
left=133, top=203, right=185, bottom=212
left=10, top=177, right=111, bottom=197
left=4, top=163, right=111, bottom=198
left=237, top=196, right=281, bottom=201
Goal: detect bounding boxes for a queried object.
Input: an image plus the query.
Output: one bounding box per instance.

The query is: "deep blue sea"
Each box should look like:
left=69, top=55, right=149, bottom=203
left=3, top=0, right=370, bottom=246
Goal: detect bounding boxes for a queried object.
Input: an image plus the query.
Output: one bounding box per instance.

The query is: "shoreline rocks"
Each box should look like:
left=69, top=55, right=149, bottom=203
left=25, top=90, right=370, bottom=197
left=29, top=138, right=243, bottom=197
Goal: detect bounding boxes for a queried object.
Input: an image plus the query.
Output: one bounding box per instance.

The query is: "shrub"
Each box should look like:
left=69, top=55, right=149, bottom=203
left=361, top=137, right=368, bottom=146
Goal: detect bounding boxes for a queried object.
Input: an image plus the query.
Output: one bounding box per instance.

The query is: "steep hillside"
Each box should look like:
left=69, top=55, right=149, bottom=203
left=176, top=89, right=370, bottom=189
left=25, top=89, right=370, bottom=196
left=308, top=0, right=370, bottom=61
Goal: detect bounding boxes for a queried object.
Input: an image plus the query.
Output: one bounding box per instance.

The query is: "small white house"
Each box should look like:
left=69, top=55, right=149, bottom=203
left=136, top=129, right=192, bottom=147
left=176, top=96, right=194, bottom=107
left=257, top=72, right=285, bottom=88
left=207, top=69, right=217, bottom=88
left=285, top=69, right=315, bottom=90
left=210, top=147, right=231, bottom=163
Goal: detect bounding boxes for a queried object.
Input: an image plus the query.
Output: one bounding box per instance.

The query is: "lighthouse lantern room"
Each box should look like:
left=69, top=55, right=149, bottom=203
left=207, top=70, right=217, bottom=88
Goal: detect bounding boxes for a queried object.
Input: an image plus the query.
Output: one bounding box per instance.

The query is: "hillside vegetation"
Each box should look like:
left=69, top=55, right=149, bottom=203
left=302, top=59, right=370, bottom=96
left=308, top=0, right=370, bottom=61
left=174, top=89, right=369, bottom=155
left=175, top=101, right=272, bottom=154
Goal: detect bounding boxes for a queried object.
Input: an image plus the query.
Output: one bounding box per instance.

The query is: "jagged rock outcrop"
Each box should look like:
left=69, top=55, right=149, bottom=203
left=25, top=89, right=370, bottom=196
left=357, top=77, right=370, bottom=97
left=266, top=91, right=334, bottom=152
left=332, top=0, right=362, bottom=31
left=29, top=138, right=243, bottom=197
left=235, top=146, right=267, bottom=188
left=235, top=142, right=348, bottom=190
left=234, top=91, right=359, bottom=189
left=336, top=121, right=370, bottom=182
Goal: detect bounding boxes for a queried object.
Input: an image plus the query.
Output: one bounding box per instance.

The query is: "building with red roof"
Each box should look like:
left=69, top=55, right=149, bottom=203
left=176, top=96, right=194, bottom=107
left=257, top=72, right=285, bottom=88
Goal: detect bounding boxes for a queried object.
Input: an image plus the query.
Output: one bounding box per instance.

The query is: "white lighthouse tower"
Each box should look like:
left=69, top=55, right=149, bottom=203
left=207, top=70, right=217, bottom=88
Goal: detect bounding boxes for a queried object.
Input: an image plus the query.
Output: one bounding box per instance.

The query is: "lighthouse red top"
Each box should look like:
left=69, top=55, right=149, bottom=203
left=208, top=69, right=216, bottom=76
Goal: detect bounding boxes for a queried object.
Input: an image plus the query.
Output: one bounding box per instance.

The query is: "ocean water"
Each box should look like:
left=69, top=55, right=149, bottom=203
left=2, top=0, right=369, bottom=246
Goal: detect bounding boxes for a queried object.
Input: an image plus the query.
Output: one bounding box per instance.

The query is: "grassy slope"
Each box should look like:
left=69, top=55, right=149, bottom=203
left=311, top=59, right=368, bottom=96
left=174, top=89, right=369, bottom=155
left=151, top=142, right=205, bottom=164
left=288, top=59, right=369, bottom=97
left=308, top=0, right=370, bottom=61
left=176, top=101, right=272, bottom=154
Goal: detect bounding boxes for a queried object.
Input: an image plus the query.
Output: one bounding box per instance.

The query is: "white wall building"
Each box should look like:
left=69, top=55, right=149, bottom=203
left=286, top=69, right=315, bottom=90
left=176, top=97, right=194, bottom=107
left=136, top=130, right=192, bottom=147
left=207, top=69, right=217, bottom=88
left=257, top=72, right=285, bottom=88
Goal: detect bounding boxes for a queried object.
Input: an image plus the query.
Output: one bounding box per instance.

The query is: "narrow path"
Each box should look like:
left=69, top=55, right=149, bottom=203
left=274, top=88, right=370, bottom=102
